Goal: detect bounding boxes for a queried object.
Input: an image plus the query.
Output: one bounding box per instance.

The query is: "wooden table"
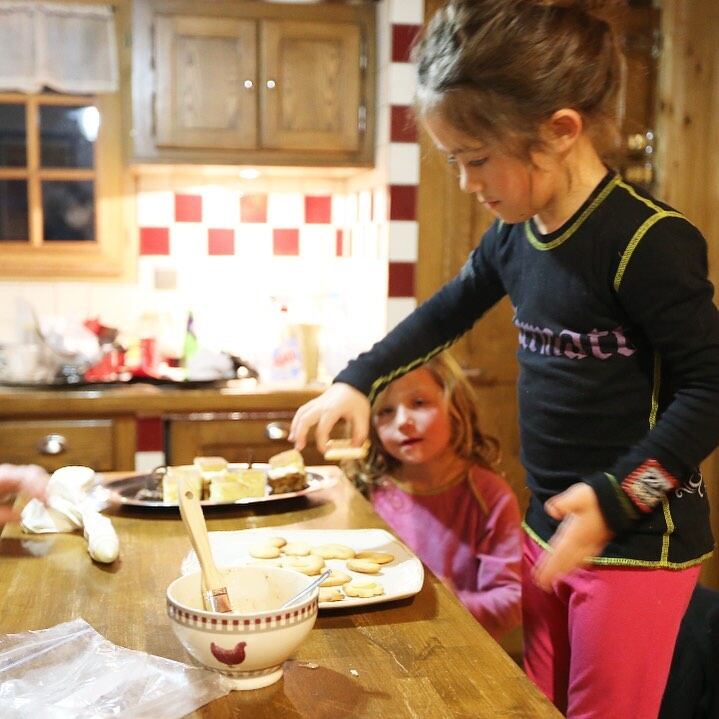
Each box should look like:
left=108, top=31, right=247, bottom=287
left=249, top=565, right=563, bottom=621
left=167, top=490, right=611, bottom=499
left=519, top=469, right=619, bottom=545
left=0, top=468, right=561, bottom=718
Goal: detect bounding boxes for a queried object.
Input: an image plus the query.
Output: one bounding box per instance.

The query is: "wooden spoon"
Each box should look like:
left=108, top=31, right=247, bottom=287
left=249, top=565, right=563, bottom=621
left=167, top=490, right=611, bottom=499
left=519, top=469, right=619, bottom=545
left=177, top=477, right=232, bottom=613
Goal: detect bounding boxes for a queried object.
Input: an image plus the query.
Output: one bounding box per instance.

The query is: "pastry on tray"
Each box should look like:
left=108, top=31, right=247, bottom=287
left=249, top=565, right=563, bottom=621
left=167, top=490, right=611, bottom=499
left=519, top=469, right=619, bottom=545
left=267, top=449, right=308, bottom=494
left=163, top=465, right=203, bottom=503
left=209, top=467, right=267, bottom=502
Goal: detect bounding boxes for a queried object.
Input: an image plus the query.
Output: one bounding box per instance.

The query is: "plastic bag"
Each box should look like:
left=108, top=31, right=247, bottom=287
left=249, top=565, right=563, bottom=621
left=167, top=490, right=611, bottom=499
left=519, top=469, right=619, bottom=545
left=0, top=618, right=230, bottom=718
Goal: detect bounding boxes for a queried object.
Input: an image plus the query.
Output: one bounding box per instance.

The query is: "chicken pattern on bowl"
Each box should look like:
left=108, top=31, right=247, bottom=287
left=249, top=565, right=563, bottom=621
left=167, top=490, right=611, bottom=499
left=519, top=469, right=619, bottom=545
left=166, top=566, right=319, bottom=690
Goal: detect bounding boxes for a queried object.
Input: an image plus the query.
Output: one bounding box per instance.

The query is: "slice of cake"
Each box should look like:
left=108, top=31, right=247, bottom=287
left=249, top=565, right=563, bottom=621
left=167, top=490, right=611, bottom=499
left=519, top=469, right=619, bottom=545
left=163, top=465, right=203, bottom=504
left=267, top=449, right=308, bottom=494
left=193, top=456, right=228, bottom=499
left=209, top=467, right=267, bottom=502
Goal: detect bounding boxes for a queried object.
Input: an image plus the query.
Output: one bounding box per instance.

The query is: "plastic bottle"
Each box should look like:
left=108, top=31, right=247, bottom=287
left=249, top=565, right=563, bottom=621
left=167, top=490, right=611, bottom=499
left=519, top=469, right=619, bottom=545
left=269, top=304, right=303, bottom=384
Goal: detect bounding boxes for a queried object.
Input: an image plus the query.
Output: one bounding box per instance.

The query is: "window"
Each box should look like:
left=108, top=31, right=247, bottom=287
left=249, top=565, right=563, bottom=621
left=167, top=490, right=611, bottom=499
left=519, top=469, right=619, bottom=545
left=0, top=91, right=128, bottom=278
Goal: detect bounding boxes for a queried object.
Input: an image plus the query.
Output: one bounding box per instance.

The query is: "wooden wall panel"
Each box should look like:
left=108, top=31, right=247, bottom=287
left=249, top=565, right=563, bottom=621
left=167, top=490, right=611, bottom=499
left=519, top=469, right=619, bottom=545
left=656, top=0, right=719, bottom=588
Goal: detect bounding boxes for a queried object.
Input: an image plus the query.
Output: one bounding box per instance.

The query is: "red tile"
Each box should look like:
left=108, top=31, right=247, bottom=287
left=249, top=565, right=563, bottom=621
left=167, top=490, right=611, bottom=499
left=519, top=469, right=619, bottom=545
left=137, top=417, right=163, bottom=452
left=392, top=24, right=421, bottom=63
left=240, top=194, right=268, bottom=223
left=139, top=227, right=170, bottom=255
left=273, top=228, right=299, bottom=256
left=304, top=195, right=332, bottom=224
left=208, top=228, right=235, bottom=255
left=389, top=185, right=417, bottom=221
left=335, top=228, right=344, bottom=256
left=391, top=105, right=418, bottom=143
left=174, top=194, right=202, bottom=222
left=388, top=262, right=416, bottom=298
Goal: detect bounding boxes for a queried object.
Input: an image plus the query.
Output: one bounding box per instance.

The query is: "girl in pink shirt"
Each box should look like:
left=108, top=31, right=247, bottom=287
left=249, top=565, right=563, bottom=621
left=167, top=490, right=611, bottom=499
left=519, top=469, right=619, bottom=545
left=365, top=352, right=522, bottom=640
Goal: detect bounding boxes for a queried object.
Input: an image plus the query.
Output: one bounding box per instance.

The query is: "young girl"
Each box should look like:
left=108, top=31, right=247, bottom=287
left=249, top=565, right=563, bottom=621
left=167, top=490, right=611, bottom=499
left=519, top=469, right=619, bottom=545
left=366, top=352, right=521, bottom=641
left=291, top=1, right=719, bottom=716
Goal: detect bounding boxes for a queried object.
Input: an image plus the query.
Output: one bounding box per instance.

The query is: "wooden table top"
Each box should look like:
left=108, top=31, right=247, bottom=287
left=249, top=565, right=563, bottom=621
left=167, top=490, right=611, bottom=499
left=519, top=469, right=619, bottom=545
left=0, top=468, right=561, bottom=718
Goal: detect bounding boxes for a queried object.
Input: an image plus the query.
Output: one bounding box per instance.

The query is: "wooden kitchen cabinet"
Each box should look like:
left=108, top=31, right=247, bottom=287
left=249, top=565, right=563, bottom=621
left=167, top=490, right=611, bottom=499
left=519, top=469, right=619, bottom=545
left=132, top=0, right=375, bottom=167
left=0, top=416, right=136, bottom=472
left=164, top=410, right=326, bottom=466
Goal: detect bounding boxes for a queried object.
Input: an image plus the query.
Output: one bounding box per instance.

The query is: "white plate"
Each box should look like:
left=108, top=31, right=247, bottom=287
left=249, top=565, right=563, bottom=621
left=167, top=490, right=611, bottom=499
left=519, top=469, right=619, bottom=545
left=181, top=528, right=425, bottom=610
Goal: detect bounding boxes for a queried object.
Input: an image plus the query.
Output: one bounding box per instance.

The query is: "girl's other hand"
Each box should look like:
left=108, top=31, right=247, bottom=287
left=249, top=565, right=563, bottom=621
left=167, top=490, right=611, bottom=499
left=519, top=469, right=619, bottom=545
left=533, top=482, right=613, bottom=592
left=0, top=463, right=49, bottom=524
left=289, top=382, right=370, bottom=453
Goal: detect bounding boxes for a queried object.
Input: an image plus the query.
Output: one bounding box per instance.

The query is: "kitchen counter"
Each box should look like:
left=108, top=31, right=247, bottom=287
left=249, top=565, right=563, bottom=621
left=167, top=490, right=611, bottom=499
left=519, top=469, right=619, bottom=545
left=0, top=380, right=324, bottom=418
left=0, top=381, right=327, bottom=471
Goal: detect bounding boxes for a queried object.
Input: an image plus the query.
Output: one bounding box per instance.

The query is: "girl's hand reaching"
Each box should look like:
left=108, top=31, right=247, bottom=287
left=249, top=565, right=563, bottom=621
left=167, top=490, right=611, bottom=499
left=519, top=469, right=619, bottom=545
left=289, top=382, right=371, bottom=453
left=533, top=482, right=613, bottom=592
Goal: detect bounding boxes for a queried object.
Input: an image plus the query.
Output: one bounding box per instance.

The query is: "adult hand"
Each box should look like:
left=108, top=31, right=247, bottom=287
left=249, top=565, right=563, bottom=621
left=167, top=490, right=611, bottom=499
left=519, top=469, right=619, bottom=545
left=289, top=382, right=370, bottom=453
left=533, top=482, right=613, bottom=592
left=0, top=463, right=49, bottom=524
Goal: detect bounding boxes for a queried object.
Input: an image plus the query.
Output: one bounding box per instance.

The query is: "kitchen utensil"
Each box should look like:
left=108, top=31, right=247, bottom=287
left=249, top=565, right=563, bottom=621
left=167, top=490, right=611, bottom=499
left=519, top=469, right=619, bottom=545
left=177, top=477, right=232, bottom=613
left=280, top=568, right=331, bottom=609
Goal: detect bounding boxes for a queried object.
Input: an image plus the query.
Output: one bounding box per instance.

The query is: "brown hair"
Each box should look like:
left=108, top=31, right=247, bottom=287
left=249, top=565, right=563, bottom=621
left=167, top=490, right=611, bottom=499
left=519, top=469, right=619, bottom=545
left=413, top=0, right=627, bottom=158
left=364, top=352, right=500, bottom=482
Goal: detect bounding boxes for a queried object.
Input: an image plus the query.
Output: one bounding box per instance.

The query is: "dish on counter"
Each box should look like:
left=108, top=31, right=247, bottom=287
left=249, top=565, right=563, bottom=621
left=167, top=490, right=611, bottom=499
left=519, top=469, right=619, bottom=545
left=104, top=466, right=336, bottom=508
left=180, top=528, right=425, bottom=610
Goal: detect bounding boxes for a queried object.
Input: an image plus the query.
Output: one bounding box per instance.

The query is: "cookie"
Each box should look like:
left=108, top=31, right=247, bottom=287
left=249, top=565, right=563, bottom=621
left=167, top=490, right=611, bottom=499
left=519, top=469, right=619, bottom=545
left=320, top=569, right=352, bottom=587
left=319, top=587, right=345, bottom=603
left=311, top=543, right=356, bottom=560
left=282, top=555, right=325, bottom=576
left=345, top=579, right=384, bottom=598
left=323, top=439, right=370, bottom=461
left=355, top=550, right=395, bottom=565
left=346, top=558, right=381, bottom=574
left=283, top=541, right=311, bottom=557
left=266, top=536, right=287, bottom=548
left=249, top=543, right=281, bottom=559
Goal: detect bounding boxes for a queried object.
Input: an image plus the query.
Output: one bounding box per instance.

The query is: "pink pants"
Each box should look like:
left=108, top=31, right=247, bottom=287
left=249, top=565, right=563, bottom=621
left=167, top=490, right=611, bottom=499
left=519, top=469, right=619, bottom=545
left=522, top=532, right=700, bottom=719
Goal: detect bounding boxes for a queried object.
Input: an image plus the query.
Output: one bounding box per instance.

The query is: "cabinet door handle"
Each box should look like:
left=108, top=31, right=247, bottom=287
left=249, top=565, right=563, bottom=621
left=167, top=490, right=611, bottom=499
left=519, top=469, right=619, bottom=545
left=266, top=79, right=276, bottom=89
left=265, top=422, right=289, bottom=441
left=37, top=433, right=68, bottom=455
left=243, top=79, right=254, bottom=89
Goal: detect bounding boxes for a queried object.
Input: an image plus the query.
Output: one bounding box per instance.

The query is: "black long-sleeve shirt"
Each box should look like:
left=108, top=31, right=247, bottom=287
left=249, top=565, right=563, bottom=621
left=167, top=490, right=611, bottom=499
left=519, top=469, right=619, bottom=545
left=337, top=171, right=719, bottom=566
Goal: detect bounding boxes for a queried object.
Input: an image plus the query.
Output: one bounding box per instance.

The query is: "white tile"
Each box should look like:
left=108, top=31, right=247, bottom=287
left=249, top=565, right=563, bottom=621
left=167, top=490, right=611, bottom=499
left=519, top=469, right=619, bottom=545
left=203, top=186, right=240, bottom=228
left=331, top=194, right=347, bottom=226
left=388, top=220, right=418, bottom=261
left=53, top=282, right=92, bottom=322
left=170, top=224, right=205, bottom=261
left=374, top=187, right=388, bottom=223
left=299, top=225, right=335, bottom=259
left=236, top=224, right=273, bottom=259
left=358, top=190, right=373, bottom=222
left=388, top=142, right=420, bottom=185
left=386, top=297, right=417, bottom=331
left=267, top=192, right=303, bottom=226
left=388, top=62, right=417, bottom=105
left=389, top=0, right=423, bottom=25
left=136, top=190, right=174, bottom=226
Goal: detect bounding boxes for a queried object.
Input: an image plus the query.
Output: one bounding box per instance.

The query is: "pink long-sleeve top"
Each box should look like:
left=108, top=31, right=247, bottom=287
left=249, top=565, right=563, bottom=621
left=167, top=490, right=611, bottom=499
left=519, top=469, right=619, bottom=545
left=371, top=465, right=522, bottom=640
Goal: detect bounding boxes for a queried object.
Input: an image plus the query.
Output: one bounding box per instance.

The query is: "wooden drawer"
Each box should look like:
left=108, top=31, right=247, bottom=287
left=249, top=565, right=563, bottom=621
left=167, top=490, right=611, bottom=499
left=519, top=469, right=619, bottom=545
left=164, top=411, right=340, bottom=466
left=0, top=417, right=136, bottom=472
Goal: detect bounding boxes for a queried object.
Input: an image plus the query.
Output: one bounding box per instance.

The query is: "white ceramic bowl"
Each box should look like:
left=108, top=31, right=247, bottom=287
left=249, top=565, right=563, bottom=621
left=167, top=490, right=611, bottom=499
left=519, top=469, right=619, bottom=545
left=167, top=565, right=318, bottom=690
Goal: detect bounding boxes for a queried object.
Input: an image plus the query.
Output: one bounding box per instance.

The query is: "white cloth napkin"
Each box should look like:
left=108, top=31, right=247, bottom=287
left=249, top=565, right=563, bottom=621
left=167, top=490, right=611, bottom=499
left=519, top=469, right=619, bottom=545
left=21, top=465, right=119, bottom=563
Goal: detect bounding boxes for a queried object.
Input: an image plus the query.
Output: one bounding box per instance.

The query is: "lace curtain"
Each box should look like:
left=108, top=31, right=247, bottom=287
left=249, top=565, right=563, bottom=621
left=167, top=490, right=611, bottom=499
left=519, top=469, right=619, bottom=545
left=0, top=2, right=118, bottom=94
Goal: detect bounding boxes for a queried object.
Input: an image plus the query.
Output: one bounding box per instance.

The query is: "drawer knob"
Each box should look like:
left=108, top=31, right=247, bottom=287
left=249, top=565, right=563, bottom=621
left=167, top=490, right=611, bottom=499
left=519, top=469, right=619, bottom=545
left=37, top=433, right=68, bottom=455
left=265, top=422, right=289, bottom=441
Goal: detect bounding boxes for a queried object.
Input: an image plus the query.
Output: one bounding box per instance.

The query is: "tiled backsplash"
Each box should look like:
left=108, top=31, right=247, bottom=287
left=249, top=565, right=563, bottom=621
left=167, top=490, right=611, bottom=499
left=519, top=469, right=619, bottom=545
left=0, top=0, right=424, bottom=385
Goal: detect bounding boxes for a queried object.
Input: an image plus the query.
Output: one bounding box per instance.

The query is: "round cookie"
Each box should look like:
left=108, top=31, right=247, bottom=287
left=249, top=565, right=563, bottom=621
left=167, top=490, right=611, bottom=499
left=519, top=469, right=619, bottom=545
left=282, top=554, right=325, bottom=576
left=311, top=543, right=356, bottom=560
left=345, top=579, right=384, bottom=598
left=320, top=569, right=352, bottom=587
left=346, top=558, right=381, bottom=574
left=319, top=587, right=345, bottom=603
left=355, top=550, right=395, bottom=565
left=266, top=536, right=287, bottom=548
left=283, top=541, right=311, bottom=557
left=249, top=543, right=281, bottom=559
